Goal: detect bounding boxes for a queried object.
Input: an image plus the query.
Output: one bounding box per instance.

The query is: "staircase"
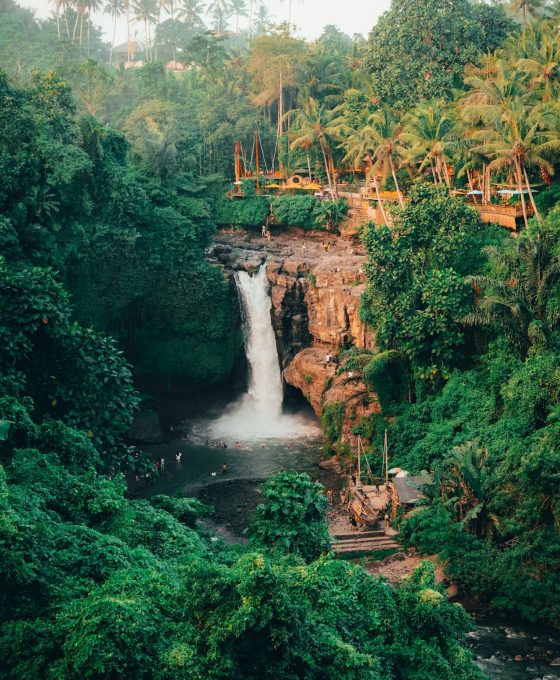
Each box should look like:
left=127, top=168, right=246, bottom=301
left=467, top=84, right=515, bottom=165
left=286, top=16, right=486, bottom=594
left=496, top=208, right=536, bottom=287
left=332, top=529, right=401, bottom=558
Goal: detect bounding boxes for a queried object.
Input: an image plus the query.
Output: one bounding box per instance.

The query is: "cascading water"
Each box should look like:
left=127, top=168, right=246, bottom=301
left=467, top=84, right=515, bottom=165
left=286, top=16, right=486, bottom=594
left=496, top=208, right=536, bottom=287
left=199, top=263, right=319, bottom=440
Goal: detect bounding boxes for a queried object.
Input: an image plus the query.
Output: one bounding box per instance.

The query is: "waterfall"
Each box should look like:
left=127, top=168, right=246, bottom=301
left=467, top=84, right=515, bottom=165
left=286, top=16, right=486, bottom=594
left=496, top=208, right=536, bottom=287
left=204, top=263, right=319, bottom=440
left=236, top=264, right=284, bottom=418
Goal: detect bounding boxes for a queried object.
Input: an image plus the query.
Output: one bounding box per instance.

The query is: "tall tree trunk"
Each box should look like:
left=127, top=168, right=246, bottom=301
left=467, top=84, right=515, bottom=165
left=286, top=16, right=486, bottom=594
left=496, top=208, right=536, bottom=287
left=429, top=159, right=439, bottom=186
left=523, top=166, right=542, bottom=224
left=306, top=150, right=312, bottom=180
left=79, top=13, right=84, bottom=45
left=466, top=168, right=474, bottom=192
left=515, top=157, right=529, bottom=230
left=72, top=11, right=80, bottom=41
left=56, top=4, right=61, bottom=38
left=110, top=15, right=117, bottom=64
left=371, top=169, right=390, bottom=227
left=249, top=0, right=253, bottom=37
left=63, top=2, right=70, bottom=37
left=389, top=156, right=404, bottom=207
left=87, top=15, right=91, bottom=57
left=319, top=137, right=334, bottom=199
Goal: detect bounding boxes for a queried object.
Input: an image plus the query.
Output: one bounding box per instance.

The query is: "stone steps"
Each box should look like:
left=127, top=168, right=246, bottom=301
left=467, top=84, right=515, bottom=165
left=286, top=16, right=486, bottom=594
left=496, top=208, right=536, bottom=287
left=332, top=532, right=401, bottom=557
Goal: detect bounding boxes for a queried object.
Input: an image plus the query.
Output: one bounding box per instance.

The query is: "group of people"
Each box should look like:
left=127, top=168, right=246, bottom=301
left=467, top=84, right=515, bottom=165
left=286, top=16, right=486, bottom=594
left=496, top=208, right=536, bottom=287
left=206, top=440, right=228, bottom=449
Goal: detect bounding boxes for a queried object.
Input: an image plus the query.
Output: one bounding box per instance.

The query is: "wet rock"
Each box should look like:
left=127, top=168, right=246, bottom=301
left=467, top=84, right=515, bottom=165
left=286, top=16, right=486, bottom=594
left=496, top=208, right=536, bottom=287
left=514, top=654, right=523, bottom=662
left=129, top=407, right=163, bottom=444
left=551, top=657, right=560, bottom=666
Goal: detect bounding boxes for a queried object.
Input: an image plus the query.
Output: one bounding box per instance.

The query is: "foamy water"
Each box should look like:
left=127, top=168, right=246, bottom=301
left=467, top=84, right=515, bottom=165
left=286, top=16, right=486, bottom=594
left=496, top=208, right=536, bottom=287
left=192, top=264, right=320, bottom=441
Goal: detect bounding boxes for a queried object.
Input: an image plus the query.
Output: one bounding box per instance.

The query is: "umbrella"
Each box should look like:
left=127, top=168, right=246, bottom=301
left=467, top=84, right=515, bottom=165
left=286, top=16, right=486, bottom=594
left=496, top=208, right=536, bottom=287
left=467, top=190, right=483, bottom=195
left=388, top=467, right=402, bottom=475
left=497, top=188, right=539, bottom=195
left=282, top=182, right=306, bottom=190
left=266, top=183, right=281, bottom=189
left=302, top=182, right=322, bottom=191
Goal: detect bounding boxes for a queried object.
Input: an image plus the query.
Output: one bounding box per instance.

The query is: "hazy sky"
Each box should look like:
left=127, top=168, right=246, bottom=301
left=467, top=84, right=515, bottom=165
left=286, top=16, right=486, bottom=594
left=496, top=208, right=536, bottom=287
left=17, top=0, right=390, bottom=42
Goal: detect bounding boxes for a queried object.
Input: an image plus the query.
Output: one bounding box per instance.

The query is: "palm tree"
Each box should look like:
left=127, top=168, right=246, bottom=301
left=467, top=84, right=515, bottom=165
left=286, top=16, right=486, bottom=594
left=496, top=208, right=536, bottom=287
left=507, top=0, right=548, bottom=26
left=85, top=0, right=102, bottom=56
left=516, top=26, right=560, bottom=102
left=400, top=100, right=457, bottom=188
left=229, top=0, right=247, bottom=32
left=340, top=120, right=391, bottom=226
left=105, top=0, right=125, bottom=63
left=470, top=101, right=560, bottom=227
left=51, top=0, right=64, bottom=37
left=465, top=229, right=560, bottom=354
left=71, top=0, right=88, bottom=43
left=252, top=3, right=271, bottom=35
left=369, top=107, right=406, bottom=207
left=207, top=0, right=230, bottom=33
left=132, top=0, right=159, bottom=59
left=287, top=97, right=340, bottom=199
left=280, top=0, right=303, bottom=30
left=178, top=0, right=206, bottom=29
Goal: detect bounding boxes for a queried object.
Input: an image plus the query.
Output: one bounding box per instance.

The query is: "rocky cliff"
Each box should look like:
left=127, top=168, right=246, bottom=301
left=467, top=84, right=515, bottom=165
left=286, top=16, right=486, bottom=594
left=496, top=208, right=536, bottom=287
left=210, top=228, right=379, bottom=446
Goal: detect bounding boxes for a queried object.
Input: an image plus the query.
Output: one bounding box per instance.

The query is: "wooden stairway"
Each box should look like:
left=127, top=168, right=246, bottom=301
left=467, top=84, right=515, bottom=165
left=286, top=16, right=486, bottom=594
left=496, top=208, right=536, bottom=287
left=332, top=529, right=401, bottom=558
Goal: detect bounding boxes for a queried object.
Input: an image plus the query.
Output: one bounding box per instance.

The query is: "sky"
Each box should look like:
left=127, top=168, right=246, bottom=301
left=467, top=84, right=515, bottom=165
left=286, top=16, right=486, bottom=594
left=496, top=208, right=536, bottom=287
left=16, top=0, right=390, bottom=43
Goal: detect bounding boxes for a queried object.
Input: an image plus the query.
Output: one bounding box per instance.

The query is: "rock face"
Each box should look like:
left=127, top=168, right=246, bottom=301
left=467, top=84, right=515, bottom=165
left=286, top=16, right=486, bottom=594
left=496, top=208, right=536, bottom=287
left=283, top=348, right=381, bottom=443
left=210, top=228, right=378, bottom=444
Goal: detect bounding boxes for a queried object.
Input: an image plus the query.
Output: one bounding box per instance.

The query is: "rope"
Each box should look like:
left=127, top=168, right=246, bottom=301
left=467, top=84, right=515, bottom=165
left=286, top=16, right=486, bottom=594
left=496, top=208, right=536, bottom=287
left=257, top=126, right=269, bottom=173
left=271, top=133, right=279, bottom=174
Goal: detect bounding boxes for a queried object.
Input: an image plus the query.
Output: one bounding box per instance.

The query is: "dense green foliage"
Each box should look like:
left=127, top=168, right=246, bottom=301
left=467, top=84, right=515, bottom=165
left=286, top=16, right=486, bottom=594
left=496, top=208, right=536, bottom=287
left=249, top=471, right=331, bottom=561
left=358, top=200, right=560, bottom=627
left=0, top=67, right=241, bottom=388
left=360, top=184, right=503, bottom=386
left=365, top=0, right=514, bottom=108
left=3, top=0, right=560, bottom=671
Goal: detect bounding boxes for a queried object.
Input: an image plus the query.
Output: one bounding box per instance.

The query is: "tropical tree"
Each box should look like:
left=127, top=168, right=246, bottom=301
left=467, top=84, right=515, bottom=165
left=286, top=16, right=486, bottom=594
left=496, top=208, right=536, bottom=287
left=341, top=119, right=391, bottom=226
left=178, top=0, right=207, bottom=29
left=229, top=0, right=247, bottom=32
left=280, top=0, right=303, bottom=30
left=470, top=101, right=560, bottom=226
left=132, top=0, right=159, bottom=59
left=252, top=2, right=271, bottom=35
left=105, top=0, right=124, bottom=63
left=287, top=97, right=342, bottom=199
left=207, top=0, right=230, bottom=33
left=369, top=106, right=406, bottom=207
left=507, top=0, right=548, bottom=26
left=401, top=100, right=457, bottom=188
left=465, top=221, right=560, bottom=354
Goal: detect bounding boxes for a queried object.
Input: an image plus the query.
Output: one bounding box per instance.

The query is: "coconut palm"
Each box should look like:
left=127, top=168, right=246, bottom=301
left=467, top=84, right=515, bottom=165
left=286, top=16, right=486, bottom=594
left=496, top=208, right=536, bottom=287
left=287, top=97, right=341, bottom=199
left=280, top=0, right=303, bottom=30
left=132, top=0, right=159, bottom=59
left=229, top=0, right=247, bottom=32
left=516, top=26, right=560, bottom=101
left=105, top=0, right=125, bottom=63
left=470, top=102, right=560, bottom=227
left=207, top=0, right=230, bottom=33
left=369, top=107, right=406, bottom=207
left=340, top=120, right=392, bottom=226
left=178, top=0, right=206, bottom=29
left=465, top=229, right=560, bottom=353
left=400, top=100, right=457, bottom=188
left=71, top=0, right=88, bottom=43
left=507, top=0, right=548, bottom=26
left=252, top=3, right=271, bottom=35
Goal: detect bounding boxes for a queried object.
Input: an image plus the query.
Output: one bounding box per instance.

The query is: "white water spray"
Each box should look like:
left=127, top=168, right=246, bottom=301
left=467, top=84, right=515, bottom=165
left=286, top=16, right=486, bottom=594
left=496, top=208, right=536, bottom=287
left=202, top=263, right=319, bottom=440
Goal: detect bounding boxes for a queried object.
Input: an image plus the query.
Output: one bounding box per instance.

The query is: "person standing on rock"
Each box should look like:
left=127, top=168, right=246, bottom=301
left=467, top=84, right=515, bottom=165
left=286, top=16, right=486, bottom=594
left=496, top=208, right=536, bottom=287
left=261, top=224, right=266, bottom=237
